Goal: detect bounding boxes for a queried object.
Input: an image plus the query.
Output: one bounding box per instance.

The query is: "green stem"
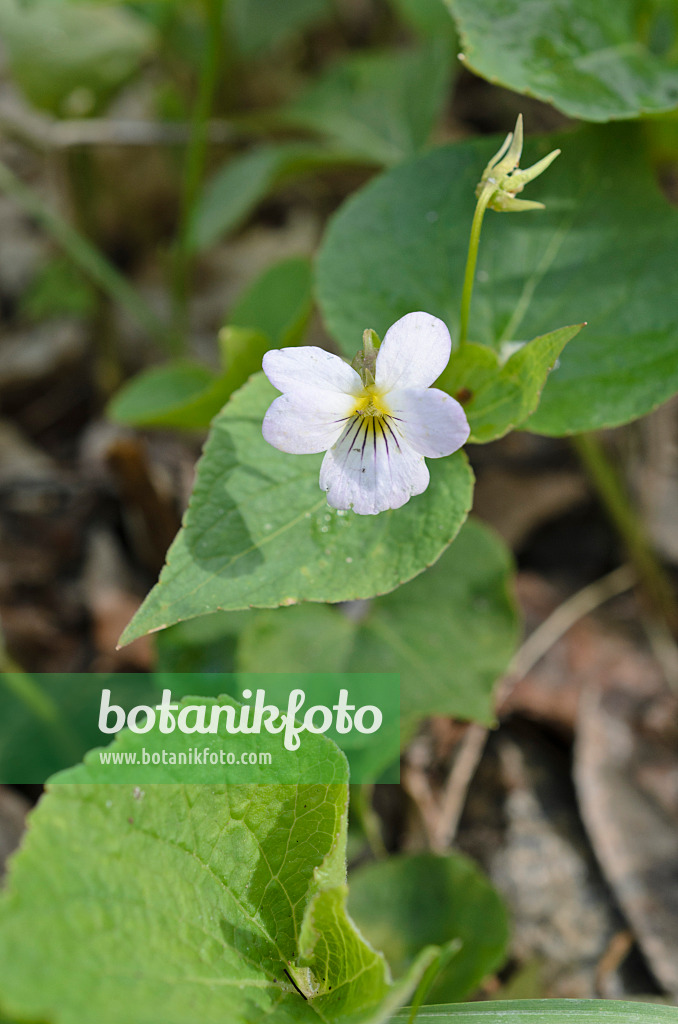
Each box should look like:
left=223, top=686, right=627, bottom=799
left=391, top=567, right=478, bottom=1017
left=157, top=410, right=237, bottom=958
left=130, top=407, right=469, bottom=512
left=64, top=147, right=123, bottom=393
left=0, top=158, right=172, bottom=352
left=573, top=432, right=678, bottom=631
left=352, top=784, right=387, bottom=860
left=407, top=942, right=462, bottom=1024
left=458, top=186, right=493, bottom=346
left=171, top=0, right=225, bottom=342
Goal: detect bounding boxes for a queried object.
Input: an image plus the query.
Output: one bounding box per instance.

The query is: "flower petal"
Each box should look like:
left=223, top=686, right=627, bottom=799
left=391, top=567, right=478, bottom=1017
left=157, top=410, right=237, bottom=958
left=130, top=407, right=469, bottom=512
left=319, top=416, right=429, bottom=515
left=375, top=312, right=451, bottom=391
left=387, top=387, right=470, bottom=458
left=262, top=389, right=355, bottom=454
left=263, top=346, right=361, bottom=395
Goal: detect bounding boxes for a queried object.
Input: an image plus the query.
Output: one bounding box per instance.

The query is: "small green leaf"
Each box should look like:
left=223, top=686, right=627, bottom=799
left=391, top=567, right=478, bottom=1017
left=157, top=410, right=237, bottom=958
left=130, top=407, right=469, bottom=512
left=390, top=0, right=458, bottom=47
left=239, top=605, right=357, bottom=675
left=227, top=256, right=314, bottom=349
left=189, top=145, right=356, bottom=251
left=280, top=44, right=455, bottom=166
left=228, top=0, right=333, bottom=57
left=106, top=335, right=273, bottom=432
left=108, top=258, right=314, bottom=432
left=0, top=0, right=156, bottom=116
left=395, top=1000, right=678, bottom=1023
left=316, top=125, right=678, bottom=436
left=347, top=852, right=509, bottom=1003
left=119, top=373, right=474, bottom=645
left=446, top=0, right=678, bottom=122
left=0, top=705, right=436, bottom=1024
left=438, top=325, right=583, bottom=443
left=237, top=518, right=519, bottom=728
left=107, top=360, right=218, bottom=429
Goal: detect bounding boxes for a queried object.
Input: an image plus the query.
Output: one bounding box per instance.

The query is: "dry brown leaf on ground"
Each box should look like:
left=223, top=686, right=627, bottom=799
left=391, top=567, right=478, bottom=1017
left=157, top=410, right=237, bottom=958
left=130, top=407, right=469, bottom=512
left=82, top=529, right=155, bottom=670
left=502, top=576, right=663, bottom=735
left=457, top=725, right=633, bottom=999
left=474, top=468, right=588, bottom=549
left=575, top=684, right=678, bottom=999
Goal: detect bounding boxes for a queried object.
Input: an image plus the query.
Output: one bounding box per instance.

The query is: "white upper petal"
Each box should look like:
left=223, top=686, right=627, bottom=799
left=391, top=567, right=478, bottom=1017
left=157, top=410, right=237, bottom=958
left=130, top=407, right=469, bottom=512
left=263, top=346, right=361, bottom=396
left=262, top=388, right=355, bottom=454
left=375, top=312, right=452, bottom=391
left=387, top=387, right=470, bottom=458
left=319, top=416, right=429, bottom=515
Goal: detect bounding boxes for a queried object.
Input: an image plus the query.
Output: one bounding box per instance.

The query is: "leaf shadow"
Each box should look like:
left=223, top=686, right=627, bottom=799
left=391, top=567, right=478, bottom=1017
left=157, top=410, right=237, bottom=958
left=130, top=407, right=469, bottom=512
left=185, top=433, right=267, bottom=580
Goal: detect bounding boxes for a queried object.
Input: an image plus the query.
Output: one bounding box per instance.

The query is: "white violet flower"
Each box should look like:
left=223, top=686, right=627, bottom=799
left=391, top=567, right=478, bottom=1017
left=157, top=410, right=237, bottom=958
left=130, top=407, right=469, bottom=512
left=261, top=311, right=470, bottom=515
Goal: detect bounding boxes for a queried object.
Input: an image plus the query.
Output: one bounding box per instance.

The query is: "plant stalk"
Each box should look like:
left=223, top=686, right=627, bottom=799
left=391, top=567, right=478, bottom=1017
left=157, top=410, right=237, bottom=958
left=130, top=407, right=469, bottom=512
left=573, top=432, right=678, bottom=631
left=458, top=185, right=494, bottom=346
left=352, top=784, right=387, bottom=860
left=170, top=0, right=226, bottom=343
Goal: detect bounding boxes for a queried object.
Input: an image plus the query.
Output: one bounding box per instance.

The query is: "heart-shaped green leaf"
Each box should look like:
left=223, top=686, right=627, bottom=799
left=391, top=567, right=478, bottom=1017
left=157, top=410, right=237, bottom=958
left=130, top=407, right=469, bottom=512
left=237, top=518, right=518, bottom=728
left=347, top=852, right=509, bottom=1003
left=446, top=0, right=678, bottom=122
left=316, top=125, right=678, bottom=436
left=279, top=43, right=455, bottom=166
left=120, top=373, right=474, bottom=644
left=438, top=326, right=582, bottom=442
left=0, top=701, right=436, bottom=1024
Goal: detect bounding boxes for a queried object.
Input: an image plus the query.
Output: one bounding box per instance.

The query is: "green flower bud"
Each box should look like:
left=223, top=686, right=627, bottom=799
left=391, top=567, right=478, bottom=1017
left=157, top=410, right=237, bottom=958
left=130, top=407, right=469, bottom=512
left=351, top=328, right=381, bottom=385
left=476, top=114, right=560, bottom=213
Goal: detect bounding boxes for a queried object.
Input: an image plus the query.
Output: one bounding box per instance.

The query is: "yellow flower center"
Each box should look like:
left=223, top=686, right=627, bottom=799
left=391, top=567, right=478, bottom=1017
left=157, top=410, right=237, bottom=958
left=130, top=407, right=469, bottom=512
left=350, top=386, right=391, bottom=418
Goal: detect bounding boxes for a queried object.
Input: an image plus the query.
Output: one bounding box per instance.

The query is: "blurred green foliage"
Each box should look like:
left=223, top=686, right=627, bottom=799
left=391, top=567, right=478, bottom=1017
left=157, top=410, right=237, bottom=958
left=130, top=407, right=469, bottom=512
left=348, top=852, right=509, bottom=1003
left=0, top=0, right=156, bottom=116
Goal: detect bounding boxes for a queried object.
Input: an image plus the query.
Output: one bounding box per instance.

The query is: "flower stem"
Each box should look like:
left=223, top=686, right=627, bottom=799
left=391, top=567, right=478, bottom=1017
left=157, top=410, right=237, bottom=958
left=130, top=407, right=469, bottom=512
left=572, top=432, right=678, bottom=631
left=458, top=185, right=494, bottom=346
left=0, top=157, right=172, bottom=351
left=170, top=0, right=225, bottom=343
